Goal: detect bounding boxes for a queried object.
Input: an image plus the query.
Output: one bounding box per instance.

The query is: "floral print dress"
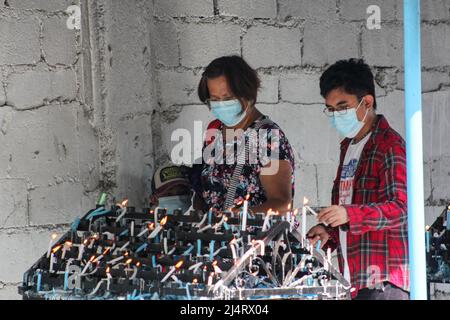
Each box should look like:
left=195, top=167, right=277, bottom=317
left=200, top=115, right=295, bottom=212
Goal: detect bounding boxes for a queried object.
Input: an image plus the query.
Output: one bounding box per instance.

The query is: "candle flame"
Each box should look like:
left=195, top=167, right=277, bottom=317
left=106, top=266, right=111, bottom=274
left=124, top=251, right=129, bottom=257
left=121, top=199, right=129, bottom=207
left=89, top=255, right=96, bottom=262
left=212, top=260, right=218, bottom=266
left=287, top=203, right=292, bottom=210
left=425, top=225, right=430, bottom=231
left=148, top=223, right=155, bottom=230
left=64, top=241, right=73, bottom=247
left=51, top=245, right=62, bottom=254
left=83, top=239, right=88, bottom=245
left=293, top=208, right=299, bottom=215
left=267, top=208, right=273, bottom=215
left=136, top=261, right=141, bottom=267
left=303, top=197, right=309, bottom=205
left=103, top=247, right=111, bottom=255
left=51, top=233, right=58, bottom=240
left=175, top=260, right=184, bottom=269
left=236, top=200, right=243, bottom=206
left=125, top=258, right=132, bottom=265
left=224, top=216, right=228, bottom=222
left=245, top=194, right=250, bottom=200
left=193, top=278, right=198, bottom=284
left=160, top=216, right=168, bottom=226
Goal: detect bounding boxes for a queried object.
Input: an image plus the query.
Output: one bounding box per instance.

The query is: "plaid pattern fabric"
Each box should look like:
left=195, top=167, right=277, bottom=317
left=325, top=115, right=409, bottom=297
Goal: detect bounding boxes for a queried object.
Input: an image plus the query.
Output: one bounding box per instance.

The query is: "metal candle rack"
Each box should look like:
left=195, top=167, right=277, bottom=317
left=19, top=202, right=351, bottom=300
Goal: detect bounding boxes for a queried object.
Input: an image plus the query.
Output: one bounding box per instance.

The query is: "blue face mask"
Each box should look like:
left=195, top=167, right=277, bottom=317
left=329, top=99, right=368, bottom=138
left=158, top=195, right=191, bottom=215
left=210, top=99, right=246, bottom=127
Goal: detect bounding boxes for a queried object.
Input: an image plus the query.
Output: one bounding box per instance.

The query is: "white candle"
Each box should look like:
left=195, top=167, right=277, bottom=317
left=302, top=206, right=307, bottom=247
left=47, top=233, right=58, bottom=258
left=207, top=273, right=214, bottom=286
left=49, top=253, right=55, bottom=272
left=163, top=237, right=168, bottom=254
left=230, top=241, right=238, bottom=262
left=115, top=206, right=127, bottom=222
left=154, top=207, right=160, bottom=225
left=161, top=261, right=183, bottom=283
left=77, top=241, right=86, bottom=260
left=241, top=195, right=249, bottom=231
left=107, top=255, right=124, bottom=265
left=130, top=221, right=134, bottom=237
left=148, top=225, right=162, bottom=239
left=138, top=223, right=153, bottom=237
left=262, top=209, right=272, bottom=232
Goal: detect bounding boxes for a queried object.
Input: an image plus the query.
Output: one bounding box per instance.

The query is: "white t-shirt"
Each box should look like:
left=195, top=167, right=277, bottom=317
left=338, top=133, right=371, bottom=284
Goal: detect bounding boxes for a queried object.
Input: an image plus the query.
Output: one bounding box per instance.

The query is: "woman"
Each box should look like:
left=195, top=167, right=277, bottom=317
left=196, top=55, right=295, bottom=215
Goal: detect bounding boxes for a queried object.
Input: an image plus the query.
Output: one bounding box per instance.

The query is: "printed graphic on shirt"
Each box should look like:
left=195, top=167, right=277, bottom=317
left=339, top=158, right=358, bottom=205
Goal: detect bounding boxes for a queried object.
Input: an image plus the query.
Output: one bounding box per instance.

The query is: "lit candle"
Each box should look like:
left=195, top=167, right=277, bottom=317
left=447, top=206, right=450, bottom=230
left=208, top=208, right=213, bottom=225
left=154, top=207, right=160, bottom=225
left=49, top=253, right=55, bottom=272
left=62, top=241, right=72, bottom=259
left=80, top=255, right=96, bottom=275
left=161, top=260, right=184, bottom=283
left=115, top=199, right=129, bottom=222
left=46, top=233, right=58, bottom=258
left=138, top=223, right=154, bottom=237
left=149, top=216, right=168, bottom=239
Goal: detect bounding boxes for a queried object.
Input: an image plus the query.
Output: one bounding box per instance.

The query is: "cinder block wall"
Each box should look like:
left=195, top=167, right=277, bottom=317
left=0, top=0, right=449, bottom=299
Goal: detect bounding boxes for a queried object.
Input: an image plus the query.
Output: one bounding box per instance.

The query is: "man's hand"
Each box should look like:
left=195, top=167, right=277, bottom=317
left=306, top=225, right=330, bottom=249
left=318, top=205, right=349, bottom=227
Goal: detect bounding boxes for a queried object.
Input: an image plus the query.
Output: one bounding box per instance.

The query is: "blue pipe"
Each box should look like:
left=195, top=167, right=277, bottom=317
left=404, top=0, right=427, bottom=300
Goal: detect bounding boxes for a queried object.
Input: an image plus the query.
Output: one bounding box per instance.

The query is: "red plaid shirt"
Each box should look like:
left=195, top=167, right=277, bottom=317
left=325, top=115, right=409, bottom=297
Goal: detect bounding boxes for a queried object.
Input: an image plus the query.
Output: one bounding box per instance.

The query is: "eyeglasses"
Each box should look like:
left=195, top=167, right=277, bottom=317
left=322, top=98, right=364, bottom=117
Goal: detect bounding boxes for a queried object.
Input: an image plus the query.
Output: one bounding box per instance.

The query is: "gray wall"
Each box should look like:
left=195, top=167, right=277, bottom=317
left=0, top=0, right=449, bottom=299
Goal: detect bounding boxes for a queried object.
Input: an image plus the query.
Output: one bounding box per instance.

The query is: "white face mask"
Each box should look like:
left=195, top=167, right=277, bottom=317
left=329, top=98, right=368, bottom=138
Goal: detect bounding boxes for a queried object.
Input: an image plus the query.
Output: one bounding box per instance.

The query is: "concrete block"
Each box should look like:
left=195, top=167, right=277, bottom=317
left=243, top=26, right=301, bottom=68
left=430, top=156, right=450, bottom=203
left=0, top=226, right=67, bottom=283
left=362, top=24, right=403, bottom=67
left=377, top=90, right=405, bottom=138
left=0, top=104, right=83, bottom=187
left=153, top=21, right=179, bottom=67
left=339, top=0, right=397, bottom=21
left=42, top=15, right=78, bottom=65
left=218, top=0, right=277, bottom=18
left=258, top=74, right=279, bottom=104
left=0, top=284, right=21, bottom=300
left=293, top=163, right=318, bottom=211
left=257, top=103, right=341, bottom=165
left=430, top=283, right=450, bottom=300
left=425, top=206, right=447, bottom=228
left=303, top=22, right=359, bottom=67
left=278, top=0, right=336, bottom=21
left=154, top=0, right=213, bottom=17
left=7, top=0, right=76, bottom=12
left=397, top=71, right=450, bottom=93
left=158, top=70, right=202, bottom=106
left=0, top=16, right=40, bottom=65
left=161, top=104, right=214, bottom=166
left=29, top=182, right=84, bottom=225
left=115, top=115, right=154, bottom=209
left=422, top=24, right=450, bottom=68
left=0, top=179, right=28, bottom=229
left=0, top=85, right=5, bottom=105
left=7, top=68, right=77, bottom=110
left=422, top=91, right=450, bottom=162
left=179, top=23, right=241, bottom=68
left=397, top=0, right=450, bottom=21
left=280, top=72, right=322, bottom=104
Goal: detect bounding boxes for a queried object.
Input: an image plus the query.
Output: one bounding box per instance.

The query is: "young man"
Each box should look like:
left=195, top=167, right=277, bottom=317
left=307, top=59, right=409, bottom=300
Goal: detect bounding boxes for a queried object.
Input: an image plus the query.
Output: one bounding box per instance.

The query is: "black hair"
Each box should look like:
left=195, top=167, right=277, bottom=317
left=319, top=58, right=377, bottom=109
left=198, top=55, right=261, bottom=104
